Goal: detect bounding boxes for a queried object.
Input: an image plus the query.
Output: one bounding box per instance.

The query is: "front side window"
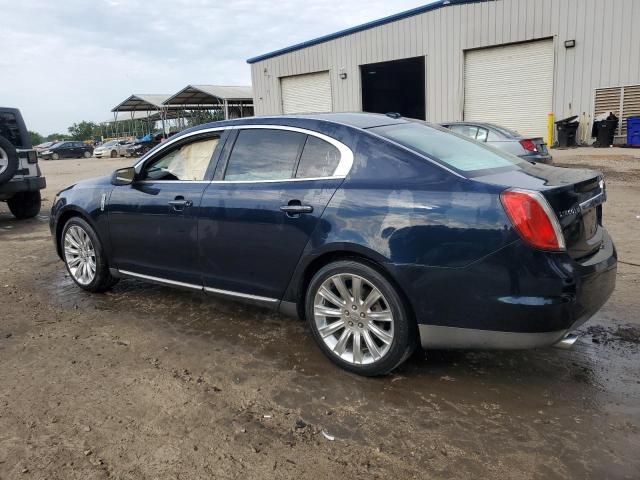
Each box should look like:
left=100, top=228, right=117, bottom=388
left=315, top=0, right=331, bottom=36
left=142, top=137, right=219, bottom=181
left=372, top=122, right=524, bottom=174
left=224, top=129, right=305, bottom=181
left=295, top=136, right=341, bottom=178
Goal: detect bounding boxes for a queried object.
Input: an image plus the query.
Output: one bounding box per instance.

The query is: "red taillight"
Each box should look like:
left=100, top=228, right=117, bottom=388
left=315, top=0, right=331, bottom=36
left=519, top=139, right=537, bottom=152
left=500, top=189, right=565, bottom=251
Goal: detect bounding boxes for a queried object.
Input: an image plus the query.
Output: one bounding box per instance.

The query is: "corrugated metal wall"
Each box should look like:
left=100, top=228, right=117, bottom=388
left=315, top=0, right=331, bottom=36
left=250, top=0, right=640, bottom=129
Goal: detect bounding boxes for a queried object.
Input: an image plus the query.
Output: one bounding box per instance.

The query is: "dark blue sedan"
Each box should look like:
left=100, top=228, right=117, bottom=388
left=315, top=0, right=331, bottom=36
left=50, top=113, right=616, bottom=376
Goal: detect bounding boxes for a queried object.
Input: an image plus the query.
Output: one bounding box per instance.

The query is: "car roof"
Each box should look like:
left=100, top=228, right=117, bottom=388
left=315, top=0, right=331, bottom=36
left=186, top=112, right=409, bottom=134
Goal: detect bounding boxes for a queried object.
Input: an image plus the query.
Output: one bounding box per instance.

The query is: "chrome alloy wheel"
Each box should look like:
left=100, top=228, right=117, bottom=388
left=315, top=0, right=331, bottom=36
left=63, top=225, right=97, bottom=285
left=314, top=273, right=394, bottom=365
left=0, top=146, right=8, bottom=175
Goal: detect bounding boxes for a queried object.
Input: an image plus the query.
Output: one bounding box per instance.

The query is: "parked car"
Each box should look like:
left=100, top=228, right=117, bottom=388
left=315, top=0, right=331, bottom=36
left=0, top=107, right=46, bottom=218
left=50, top=113, right=616, bottom=376
left=94, top=140, right=128, bottom=158
left=126, top=134, right=162, bottom=157
left=40, top=141, right=93, bottom=160
left=34, top=141, right=58, bottom=153
left=441, top=122, right=553, bottom=164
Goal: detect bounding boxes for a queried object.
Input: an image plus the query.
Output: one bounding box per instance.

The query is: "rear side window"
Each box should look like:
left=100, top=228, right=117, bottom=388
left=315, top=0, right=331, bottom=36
left=295, top=136, right=340, bottom=178
left=225, top=129, right=305, bottom=181
left=371, top=122, right=523, bottom=173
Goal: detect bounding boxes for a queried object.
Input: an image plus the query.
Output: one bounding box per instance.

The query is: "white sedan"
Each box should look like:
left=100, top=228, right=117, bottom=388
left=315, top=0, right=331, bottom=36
left=94, top=140, right=128, bottom=158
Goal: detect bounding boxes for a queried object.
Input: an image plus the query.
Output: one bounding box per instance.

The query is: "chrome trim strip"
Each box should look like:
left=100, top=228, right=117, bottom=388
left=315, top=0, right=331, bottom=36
left=134, top=124, right=354, bottom=181
left=117, top=269, right=278, bottom=303
left=579, top=191, right=605, bottom=211
left=118, top=269, right=203, bottom=290
left=204, top=286, right=278, bottom=303
left=419, top=324, right=568, bottom=350
left=135, top=176, right=344, bottom=185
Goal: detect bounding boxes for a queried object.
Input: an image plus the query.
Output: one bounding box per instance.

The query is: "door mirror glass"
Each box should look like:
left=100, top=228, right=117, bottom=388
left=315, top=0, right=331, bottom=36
left=111, top=166, right=136, bottom=186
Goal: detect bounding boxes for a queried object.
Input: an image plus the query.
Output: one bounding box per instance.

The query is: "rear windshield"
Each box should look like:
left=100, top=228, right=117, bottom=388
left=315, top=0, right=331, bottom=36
left=370, top=122, right=525, bottom=174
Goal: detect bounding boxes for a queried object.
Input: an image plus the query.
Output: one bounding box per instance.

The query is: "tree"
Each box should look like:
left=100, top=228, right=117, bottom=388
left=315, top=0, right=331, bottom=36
left=68, top=121, right=99, bottom=141
left=29, top=130, right=44, bottom=146
left=45, top=133, right=70, bottom=142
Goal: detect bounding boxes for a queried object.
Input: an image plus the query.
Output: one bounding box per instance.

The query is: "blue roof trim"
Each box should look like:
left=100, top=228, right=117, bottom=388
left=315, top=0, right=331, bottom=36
left=246, top=0, right=490, bottom=64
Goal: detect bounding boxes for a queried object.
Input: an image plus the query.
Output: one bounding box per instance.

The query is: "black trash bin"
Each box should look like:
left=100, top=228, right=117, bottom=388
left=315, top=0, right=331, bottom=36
left=592, top=113, right=619, bottom=147
left=555, top=115, right=579, bottom=148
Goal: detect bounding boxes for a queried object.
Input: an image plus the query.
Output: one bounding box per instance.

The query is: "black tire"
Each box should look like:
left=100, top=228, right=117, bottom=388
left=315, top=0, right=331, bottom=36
left=305, top=260, right=415, bottom=376
left=84, top=150, right=92, bottom=158
left=7, top=190, right=41, bottom=219
left=60, top=217, right=119, bottom=292
left=52, top=152, right=60, bottom=160
left=110, top=150, right=117, bottom=158
left=0, top=136, right=19, bottom=185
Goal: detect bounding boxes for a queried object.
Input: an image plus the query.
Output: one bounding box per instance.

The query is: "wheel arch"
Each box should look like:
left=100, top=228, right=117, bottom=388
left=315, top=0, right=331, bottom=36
left=54, top=207, right=98, bottom=259
left=288, top=245, right=417, bottom=330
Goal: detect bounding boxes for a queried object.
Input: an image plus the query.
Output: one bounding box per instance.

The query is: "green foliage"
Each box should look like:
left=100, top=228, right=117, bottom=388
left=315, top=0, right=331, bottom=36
left=45, top=133, right=70, bottom=142
left=28, top=130, right=44, bottom=146
left=68, top=121, right=100, bottom=141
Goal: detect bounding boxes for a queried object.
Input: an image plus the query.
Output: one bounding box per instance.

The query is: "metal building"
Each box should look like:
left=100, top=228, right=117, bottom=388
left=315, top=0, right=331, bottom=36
left=248, top=0, right=640, bottom=141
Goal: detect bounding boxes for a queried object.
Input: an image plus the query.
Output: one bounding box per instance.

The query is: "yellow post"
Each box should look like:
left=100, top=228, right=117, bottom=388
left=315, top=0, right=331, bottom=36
left=547, top=112, right=554, bottom=147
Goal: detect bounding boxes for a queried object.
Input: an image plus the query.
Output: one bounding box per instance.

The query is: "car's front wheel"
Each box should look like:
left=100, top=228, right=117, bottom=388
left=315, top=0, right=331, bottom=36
left=61, top=217, right=118, bottom=292
left=52, top=153, right=60, bottom=160
left=83, top=151, right=91, bottom=158
left=306, top=260, right=415, bottom=376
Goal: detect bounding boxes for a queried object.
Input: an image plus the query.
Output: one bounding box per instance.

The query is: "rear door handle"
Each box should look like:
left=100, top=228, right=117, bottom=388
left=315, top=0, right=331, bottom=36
left=280, top=204, right=313, bottom=216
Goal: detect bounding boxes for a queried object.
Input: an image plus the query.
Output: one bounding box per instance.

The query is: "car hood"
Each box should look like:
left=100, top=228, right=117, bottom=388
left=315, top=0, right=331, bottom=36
left=63, top=175, right=112, bottom=192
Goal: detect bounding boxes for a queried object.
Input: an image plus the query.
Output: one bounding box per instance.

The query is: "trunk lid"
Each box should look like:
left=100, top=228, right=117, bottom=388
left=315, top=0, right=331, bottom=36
left=530, top=137, right=549, bottom=155
left=475, top=163, right=606, bottom=260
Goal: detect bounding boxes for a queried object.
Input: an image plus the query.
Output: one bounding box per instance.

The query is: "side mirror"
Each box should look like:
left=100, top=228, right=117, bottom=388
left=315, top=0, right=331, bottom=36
left=111, top=166, right=136, bottom=186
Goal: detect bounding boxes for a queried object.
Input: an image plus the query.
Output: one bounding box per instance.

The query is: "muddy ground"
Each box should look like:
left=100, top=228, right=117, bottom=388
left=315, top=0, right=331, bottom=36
left=0, top=149, right=639, bottom=479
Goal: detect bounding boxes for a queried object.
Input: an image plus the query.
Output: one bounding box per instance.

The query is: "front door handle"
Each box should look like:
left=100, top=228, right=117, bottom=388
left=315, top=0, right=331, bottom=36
left=280, top=200, right=313, bottom=217
left=168, top=197, right=193, bottom=211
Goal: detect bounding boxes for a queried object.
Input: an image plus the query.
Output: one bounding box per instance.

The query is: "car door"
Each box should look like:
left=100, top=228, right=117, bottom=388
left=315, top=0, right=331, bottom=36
left=198, top=126, right=351, bottom=303
left=108, top=130, right=226, bottom=286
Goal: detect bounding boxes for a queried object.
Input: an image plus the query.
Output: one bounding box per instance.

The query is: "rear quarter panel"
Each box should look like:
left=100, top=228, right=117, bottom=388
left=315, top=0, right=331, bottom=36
left=285, top=133, right=519, bottom=310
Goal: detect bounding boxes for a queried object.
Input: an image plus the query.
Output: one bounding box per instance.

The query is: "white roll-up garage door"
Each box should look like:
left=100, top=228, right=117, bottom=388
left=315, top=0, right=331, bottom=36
left=281, top=71, right=332, bottom=114
left=464, top=40, right=554, bottom=138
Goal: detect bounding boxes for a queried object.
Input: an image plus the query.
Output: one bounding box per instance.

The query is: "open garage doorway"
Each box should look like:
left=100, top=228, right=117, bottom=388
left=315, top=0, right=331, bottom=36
left=361, top=56, right=425, bottom=120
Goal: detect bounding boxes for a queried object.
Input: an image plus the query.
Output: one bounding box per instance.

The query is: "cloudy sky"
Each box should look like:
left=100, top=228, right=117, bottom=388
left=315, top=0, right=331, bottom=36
left=1, top=0, right=430, bottom=135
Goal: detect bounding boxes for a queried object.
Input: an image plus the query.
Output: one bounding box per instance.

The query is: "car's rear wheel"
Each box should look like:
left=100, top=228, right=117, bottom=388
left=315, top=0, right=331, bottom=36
left=110, top=150, right=117, bottom=158
left=0, top=136, right=19, bottom=185
left=7, top=191, right=41, bottom=219
left=61, top=217, right=118, bottom=292
left=52, top=153, right=60, bottom=160
left=306, top=260, right=415, bottom=376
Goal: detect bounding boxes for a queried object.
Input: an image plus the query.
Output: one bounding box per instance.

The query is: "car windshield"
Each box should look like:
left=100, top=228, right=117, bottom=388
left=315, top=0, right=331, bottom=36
left=49, top=142, right=65, bottom=149
left=102, top=141, right=118, bottom=147
left=370, top=122, right=525, bottom=174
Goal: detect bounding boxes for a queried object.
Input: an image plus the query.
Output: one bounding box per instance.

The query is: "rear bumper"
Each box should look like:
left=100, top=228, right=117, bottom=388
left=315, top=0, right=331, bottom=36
left=0, top=176, right=46, bottom=195
left=391, top=230, right=617, bottom=349
left=521, top=152, right=553, bottom=164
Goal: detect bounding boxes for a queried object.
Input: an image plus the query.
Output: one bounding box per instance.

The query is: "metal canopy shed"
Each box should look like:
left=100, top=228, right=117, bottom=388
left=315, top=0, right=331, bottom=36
left=111, top=94, right=174, bottom=137
left=163, top=85, right=254, bottom=119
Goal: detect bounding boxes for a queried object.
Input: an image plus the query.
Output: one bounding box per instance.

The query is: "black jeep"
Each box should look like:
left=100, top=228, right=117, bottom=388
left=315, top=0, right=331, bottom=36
left=0, top=107, right=46, bottom=218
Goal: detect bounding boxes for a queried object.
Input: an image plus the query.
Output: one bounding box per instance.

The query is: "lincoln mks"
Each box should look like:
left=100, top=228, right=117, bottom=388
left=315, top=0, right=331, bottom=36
left=50, top=113, right=616, bottom=376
